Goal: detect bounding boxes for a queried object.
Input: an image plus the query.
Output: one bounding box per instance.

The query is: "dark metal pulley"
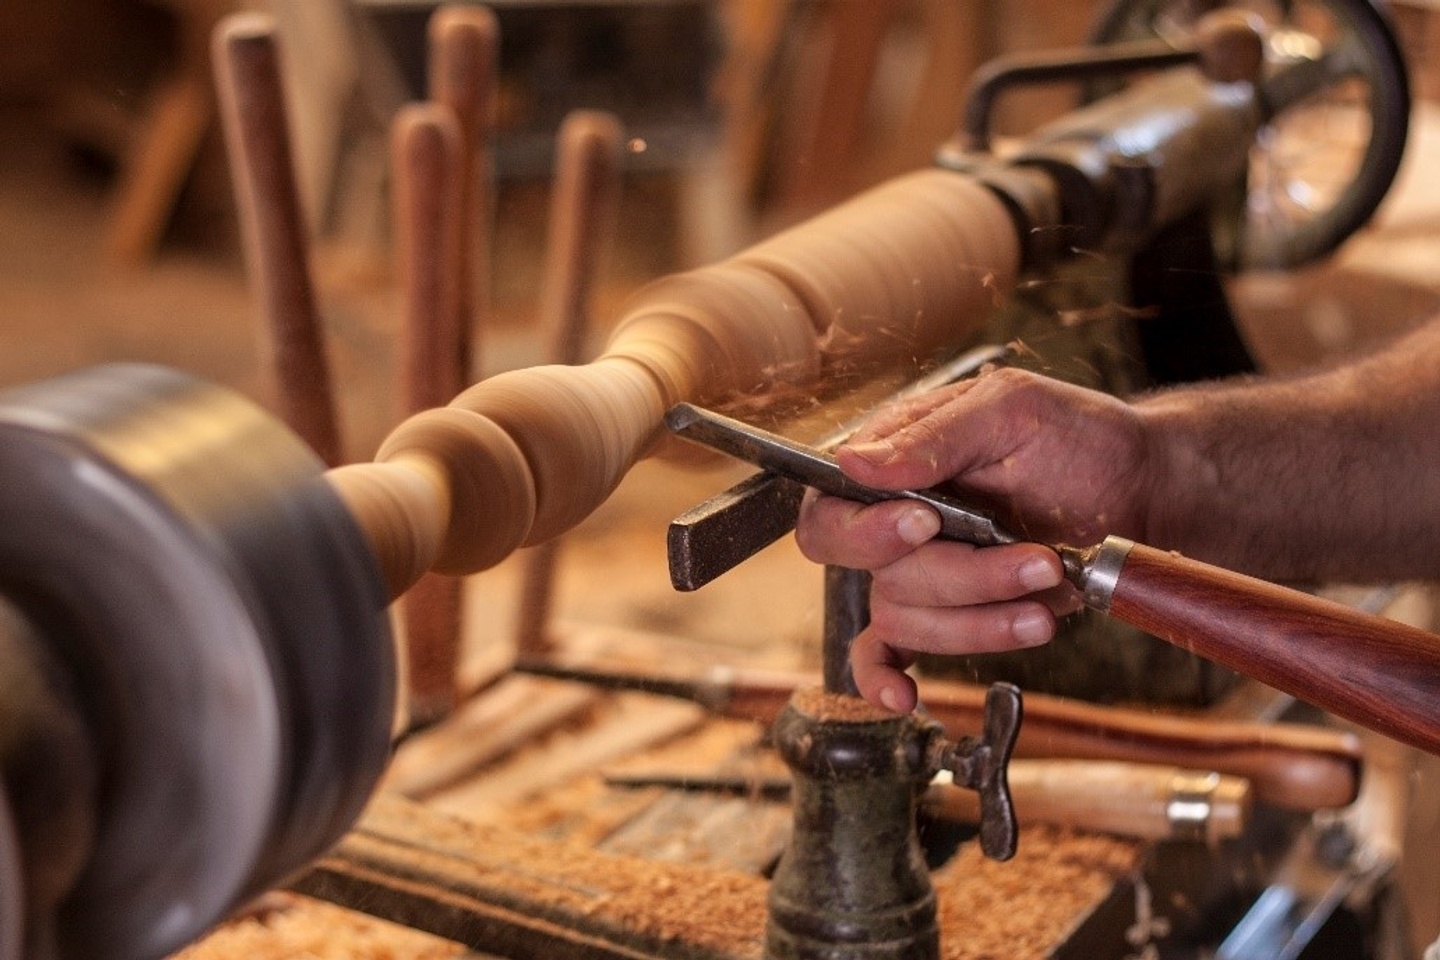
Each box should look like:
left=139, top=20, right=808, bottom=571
left=0, top=364, right=396, bottom=960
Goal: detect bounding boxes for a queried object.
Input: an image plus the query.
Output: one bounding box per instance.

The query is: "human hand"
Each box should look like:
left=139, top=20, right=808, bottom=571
left=794, top=367, right=1157, bottom=712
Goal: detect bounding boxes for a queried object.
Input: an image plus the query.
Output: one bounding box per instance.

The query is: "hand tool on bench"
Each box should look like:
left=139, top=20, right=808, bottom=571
left=516, top=657, right=1360, bottom=811
left=604, top=758, right=1252, bottom=844
left=666, top=401, right=1440, bottom=760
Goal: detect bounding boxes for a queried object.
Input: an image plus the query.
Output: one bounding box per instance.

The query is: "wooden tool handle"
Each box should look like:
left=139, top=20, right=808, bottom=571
left=923, top=760, right=1251, bottom=843
left=1107, top=540, right=1440, bottom=757
left=916, top=680, right=1360, bottom=811
left=523, top=659, right=1361, bottom=812
left=395, top=104, right=465, bottom=412
left=538, top=112, right=623, bottom=366
left=515, top=111, right=624, bottom=657
left=427, top=4, right=499, bottom=380
left=213, top=14, right=342, bottom=466
left=392, top=103, right=467, bottom=725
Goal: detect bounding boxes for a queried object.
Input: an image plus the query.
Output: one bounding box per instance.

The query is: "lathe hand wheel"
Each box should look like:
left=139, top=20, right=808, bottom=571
left=1090, top=0, right=1409, bottom=269
left=0, top=365, right=395, bottom=960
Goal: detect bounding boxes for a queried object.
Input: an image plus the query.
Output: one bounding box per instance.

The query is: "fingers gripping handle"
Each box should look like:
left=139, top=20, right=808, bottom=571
left=1085, top=537, right=1440, bottom=757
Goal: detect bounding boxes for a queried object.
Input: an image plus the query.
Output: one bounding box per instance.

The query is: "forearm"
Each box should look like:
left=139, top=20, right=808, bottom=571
left=1138, top=320, right=1440, bottom=582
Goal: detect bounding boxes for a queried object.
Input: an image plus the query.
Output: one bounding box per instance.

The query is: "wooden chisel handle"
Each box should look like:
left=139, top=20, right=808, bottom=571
left=516, top=658, right=1361, bottom=811
left=916, top=681, right=1360, bottom=811
left=925, top=761, right=1250, bottom=843
left=1084, top=537, right=1440, bottom=759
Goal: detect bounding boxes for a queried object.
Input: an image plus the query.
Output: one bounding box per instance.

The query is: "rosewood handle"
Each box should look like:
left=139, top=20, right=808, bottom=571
left=1104, top=540, right=1440, bottom=757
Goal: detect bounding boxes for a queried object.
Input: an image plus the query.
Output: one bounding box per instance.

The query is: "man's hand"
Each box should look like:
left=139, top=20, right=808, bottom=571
left=794, top=367, right=1158, bottom=713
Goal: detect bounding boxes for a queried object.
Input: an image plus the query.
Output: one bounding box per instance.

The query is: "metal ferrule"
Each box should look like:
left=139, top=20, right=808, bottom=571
left=1078, top=536, right=1134, bottom=613
left=1166, top=771, right=1222, bottom=842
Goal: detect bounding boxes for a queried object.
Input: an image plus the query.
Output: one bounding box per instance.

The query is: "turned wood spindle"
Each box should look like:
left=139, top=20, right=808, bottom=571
left=329, top=170, right=1021, bottom=598
left=515, top=111, right=625, bottom=656
left=213, top=13, right=343, bottom=466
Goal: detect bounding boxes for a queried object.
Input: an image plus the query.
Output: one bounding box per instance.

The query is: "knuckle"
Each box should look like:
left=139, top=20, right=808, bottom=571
left=864, top=601, right=908, bottom=642
left=981, top=365, right=1038, bottom=396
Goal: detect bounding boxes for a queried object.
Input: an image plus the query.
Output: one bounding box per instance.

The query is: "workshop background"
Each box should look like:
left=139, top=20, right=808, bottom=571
left=5, top=1, right=1440, bottom=958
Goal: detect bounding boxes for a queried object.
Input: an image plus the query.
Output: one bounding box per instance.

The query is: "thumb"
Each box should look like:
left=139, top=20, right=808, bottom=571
left=837, top=387, right=1016, bottom=490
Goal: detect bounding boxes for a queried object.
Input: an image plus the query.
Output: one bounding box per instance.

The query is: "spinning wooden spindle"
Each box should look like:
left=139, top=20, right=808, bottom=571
left=330, top=168, right=1021, bottom=598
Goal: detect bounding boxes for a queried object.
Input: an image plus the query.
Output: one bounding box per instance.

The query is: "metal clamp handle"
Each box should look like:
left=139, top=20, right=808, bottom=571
left=932, top=682, right=1023, bottom=860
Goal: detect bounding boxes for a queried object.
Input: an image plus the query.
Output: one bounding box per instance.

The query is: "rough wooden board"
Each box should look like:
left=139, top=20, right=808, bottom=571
left=499, top=776, right=670, bottom=846
left=385, top=675, right=600, bottom=799
left=295, top=796, right=1149, bottom=960
left=595, top=719, right=792, bottom=873
left=491, top=719, right=772, bottom=847
left=599, top=719, right=777, bottom=780
left=429, top=693, right=707, bottom=815
left=598, top=792, right=792, bottom=874
left=298, top=794, right=768, bottom=960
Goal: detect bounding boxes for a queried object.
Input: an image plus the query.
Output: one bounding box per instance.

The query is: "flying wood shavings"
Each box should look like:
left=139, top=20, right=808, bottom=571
left=1056, top=302, right=1160, bottom=329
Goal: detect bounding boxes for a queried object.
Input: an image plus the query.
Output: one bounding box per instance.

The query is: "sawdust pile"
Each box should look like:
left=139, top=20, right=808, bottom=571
left=347, top=795, right=770, bottom=958
left=423, top=819, right=768, bottom=955
left=789, top=687, right=897, bottom=722
left=174, top=819, right=1134, bottom=960
left=170, top=893, right=469, bottom=960
left=568, top=863, right=767, bottom=956
left=934, top=825, right=1141, bottom=960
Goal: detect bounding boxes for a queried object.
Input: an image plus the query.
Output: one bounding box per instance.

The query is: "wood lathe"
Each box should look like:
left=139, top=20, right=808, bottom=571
left=0, top=2, right=1425, bottom=959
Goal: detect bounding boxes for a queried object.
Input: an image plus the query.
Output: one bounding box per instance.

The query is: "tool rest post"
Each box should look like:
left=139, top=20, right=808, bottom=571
left=822, top=567, right=868, bottom=696
left=766, top=690, right=941, bottom=960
